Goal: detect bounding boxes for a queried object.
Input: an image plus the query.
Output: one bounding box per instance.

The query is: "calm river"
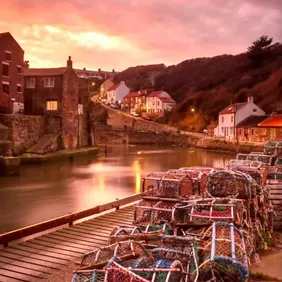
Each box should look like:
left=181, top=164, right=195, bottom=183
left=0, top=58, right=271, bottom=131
left=0, top=145, right=234, bottom=233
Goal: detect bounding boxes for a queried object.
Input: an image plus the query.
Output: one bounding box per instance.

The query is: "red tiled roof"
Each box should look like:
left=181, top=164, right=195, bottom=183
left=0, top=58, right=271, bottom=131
left=108, top=82, right=121, bottom=91
left=219, top=102, right=247, bottom=114
left=236, top=115, right=269, bottom=128
left=258, top=114, right=282, bottom=127
left=158, top=97, right=176, bottom=104
left=147, top=90, right=163, bottom=97
left=24, top=67, right=68, bottom=76
left=125, top=89, right=149, bottom=98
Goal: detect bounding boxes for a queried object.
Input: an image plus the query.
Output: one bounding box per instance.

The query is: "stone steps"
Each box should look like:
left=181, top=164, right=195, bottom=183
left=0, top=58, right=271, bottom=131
left=26, top=134, right=59, bottom=155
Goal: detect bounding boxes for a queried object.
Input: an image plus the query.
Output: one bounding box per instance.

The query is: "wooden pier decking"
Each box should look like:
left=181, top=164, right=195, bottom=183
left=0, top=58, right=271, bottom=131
left=0, top=196, right=139, bottom=282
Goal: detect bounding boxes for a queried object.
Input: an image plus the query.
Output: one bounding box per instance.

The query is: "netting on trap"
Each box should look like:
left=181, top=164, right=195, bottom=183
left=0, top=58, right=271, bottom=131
left=198, top=221, right=248, bottom=282
left=184, top=166, right=218, bottom=175
left=134, top=200, right=176, bottom=225
left=178, top=168, right=208, bottom=196
left=108, top=224, right=172, bottom=245
left=206, top=170, right=258, bottom=199
left=142, top=172, right=167, bottom=196
left=80, top=240, right=149, bottom=268
left=106, top=257, right=185, bottom=282
left=171, top=198, right=248, bottom=227
left=158, top=172, right=194, bottom=199
left=71, top=270, right=106, bottom=282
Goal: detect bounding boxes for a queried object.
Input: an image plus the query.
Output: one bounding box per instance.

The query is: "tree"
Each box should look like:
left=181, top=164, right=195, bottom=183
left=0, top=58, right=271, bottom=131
left=247, top=35, right=274, bottom=66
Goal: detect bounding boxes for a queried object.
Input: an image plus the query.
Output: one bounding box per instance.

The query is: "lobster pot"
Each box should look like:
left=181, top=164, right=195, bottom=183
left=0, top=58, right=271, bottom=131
left=108, top=224, right=172, bottom=245
left=142, top=172, right=167, bottom=196
left=151, top=201, right=176, bottom=225
left=80, top=240, right=148, bottom=268
left=199, top=222, right=248, bottom=282
left=206, top=170, right=258, bottom=199
left=178, top=169, right=208, bottom=196
left=158, top=173, right=193, bottom=199
left=172, top=198, right=247, bottom=227
left=159, top=235, right=195, bottom=253
left=134, top=199, right=159, bottom=225
left=182, top=166, right=217, bottom=176
left=106, top=258, right=185, bottom=282
left=71, top=270, right=106, bottom=282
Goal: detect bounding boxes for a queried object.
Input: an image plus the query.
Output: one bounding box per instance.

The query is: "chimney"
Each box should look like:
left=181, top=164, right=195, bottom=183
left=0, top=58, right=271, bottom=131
left=67, top=56, right=73, bottom=69
left=138, top=90, right=140, bottom=94
left=247, top=95, right=254, bottom=103
left=121, top=81, right=125, bottom=85
left=23, top=60, right=29, bottom=69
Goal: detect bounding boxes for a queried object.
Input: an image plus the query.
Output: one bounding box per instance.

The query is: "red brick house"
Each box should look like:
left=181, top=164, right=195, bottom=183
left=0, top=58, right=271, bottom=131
left=123, top=89, right=153, bottom=112
left=0, top=32, right=24, bottom=114
left=24, top=56, right=89, bottom=149
left=258, top=113, right=282, bottom=140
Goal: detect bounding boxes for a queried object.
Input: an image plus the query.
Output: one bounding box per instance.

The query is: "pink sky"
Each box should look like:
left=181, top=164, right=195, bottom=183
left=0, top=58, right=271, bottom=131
left=1, top=0, right=281, bottom=71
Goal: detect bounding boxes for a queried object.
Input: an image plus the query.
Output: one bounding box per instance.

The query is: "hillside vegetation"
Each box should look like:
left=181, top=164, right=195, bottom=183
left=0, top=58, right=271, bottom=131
left=114, top=37, right=282, bottom=131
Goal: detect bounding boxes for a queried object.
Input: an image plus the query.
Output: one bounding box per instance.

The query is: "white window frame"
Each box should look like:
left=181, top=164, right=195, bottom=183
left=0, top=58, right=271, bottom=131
left=27, top=78, right=35, bottom=88
left=46, top=100, right=58, bottom=111
left=5, top=51, right=12, bottom=62
left=17, top=83, right=22, bottom=93
left=44, top=78, right=55, bottom=88
left=17, top=65, right=22, bottom=74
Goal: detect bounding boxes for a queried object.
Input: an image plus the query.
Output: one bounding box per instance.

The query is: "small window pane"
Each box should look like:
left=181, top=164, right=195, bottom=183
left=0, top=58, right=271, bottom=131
left=47, top=101, right=58, bottom=111
left=2, top=64, right=9, bottom=76
left=3, top=84, right=9, bottom=94
left=5, top=52, right=11, bottom=61
left=17, top=85, right=22, bottom=92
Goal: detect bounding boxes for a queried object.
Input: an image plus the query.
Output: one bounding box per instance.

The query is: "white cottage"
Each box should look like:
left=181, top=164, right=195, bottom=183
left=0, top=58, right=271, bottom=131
left=146, top=91, right=175, bottom=114
left=106, top=81, right=130, bottom=105
left=214, top=96, right=265, bottom=139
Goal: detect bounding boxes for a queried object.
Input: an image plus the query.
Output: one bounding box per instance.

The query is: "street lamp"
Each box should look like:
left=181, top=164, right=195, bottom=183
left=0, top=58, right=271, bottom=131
left=191, top=108, right=195, bottom=113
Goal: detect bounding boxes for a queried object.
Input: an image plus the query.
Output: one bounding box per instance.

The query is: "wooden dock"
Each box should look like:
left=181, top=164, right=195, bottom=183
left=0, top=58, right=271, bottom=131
left=0, top=195, right=140, bottom=282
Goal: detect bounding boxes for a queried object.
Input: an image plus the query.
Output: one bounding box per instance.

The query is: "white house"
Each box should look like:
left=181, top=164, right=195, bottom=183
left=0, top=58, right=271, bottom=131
left=214, top=96, right=265, bottom=139
left=106, top=81, right=130, bottom=105
left=146, top=91, right=175, bottom=114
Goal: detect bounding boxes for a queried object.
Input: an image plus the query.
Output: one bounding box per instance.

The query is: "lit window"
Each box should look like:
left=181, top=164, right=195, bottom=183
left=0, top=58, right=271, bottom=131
left=17, top=84, right=22, bottom=93
left=27, top=78, right=35, bottom=88
left=5, top=51, right=11, bottom=61
left=46, top=101, right=58, bottom=111
left=2, top=82, right=9, bottom=94
left=44, top=78, right=55, bottom=88
left=2, top=62, right=9, bottom=76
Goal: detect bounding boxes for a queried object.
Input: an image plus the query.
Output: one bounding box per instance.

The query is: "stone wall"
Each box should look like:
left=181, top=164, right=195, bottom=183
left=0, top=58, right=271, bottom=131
left=0, top=114, right=62, bottom=156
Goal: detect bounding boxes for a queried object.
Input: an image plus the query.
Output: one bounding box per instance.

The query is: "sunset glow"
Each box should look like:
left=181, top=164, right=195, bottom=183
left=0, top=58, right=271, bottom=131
left=1, top=0, right=281, bottom=71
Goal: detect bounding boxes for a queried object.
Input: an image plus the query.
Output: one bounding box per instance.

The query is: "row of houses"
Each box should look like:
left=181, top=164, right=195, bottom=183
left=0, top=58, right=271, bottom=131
left=100, top=79, right=176, bottom=116
left=214, top=96, right=282, bottom=141
left=0, top=32, right=115, bottom=116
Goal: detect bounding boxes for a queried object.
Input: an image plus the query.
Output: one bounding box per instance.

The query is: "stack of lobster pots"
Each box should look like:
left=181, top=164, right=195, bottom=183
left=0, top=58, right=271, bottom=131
left=70, top=166, right=275, bottom=282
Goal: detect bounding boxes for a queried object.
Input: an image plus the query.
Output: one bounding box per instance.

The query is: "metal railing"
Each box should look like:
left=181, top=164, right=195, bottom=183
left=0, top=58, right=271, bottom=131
left=0, top=193, right=141, bottom=247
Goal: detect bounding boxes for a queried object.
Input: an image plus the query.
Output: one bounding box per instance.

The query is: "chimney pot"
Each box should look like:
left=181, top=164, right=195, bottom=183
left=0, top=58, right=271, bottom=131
left=247, top=95, right=254, bottom=103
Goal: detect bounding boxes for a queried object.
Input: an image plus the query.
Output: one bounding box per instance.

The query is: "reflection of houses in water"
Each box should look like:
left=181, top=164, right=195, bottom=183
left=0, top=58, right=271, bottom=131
left=212, top=158, right=230, bottom=169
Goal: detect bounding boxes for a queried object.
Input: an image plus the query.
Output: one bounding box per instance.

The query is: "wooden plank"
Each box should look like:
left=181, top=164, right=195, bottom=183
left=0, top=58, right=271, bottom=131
left=269, top=195, right=282, bottom=200
left=17, top=242, right=74, bottom=261
left=0, top=275, right=22, bottom=282
left=0, top=262, right=47, bottom=279
left=62, top=227, right=110, bottom=239
left=0, top=251, right=60, bottom=270
left=87, top=215, right=133, bottom=224
left=71, top=224, right=113, bottom=233
left=0, top=268, right=37, bottom=282
left=0, top=255, right=53, bottom=274
left=53, top=229, right=108, bottom=244
left=2, top=248, right=68, bottom=266
left=57, top=229, right=109, bottom=242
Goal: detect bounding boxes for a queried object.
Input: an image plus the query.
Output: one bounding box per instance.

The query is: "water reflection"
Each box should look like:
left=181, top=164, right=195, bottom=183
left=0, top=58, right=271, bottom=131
left=0, top=145, right=234, bottom=233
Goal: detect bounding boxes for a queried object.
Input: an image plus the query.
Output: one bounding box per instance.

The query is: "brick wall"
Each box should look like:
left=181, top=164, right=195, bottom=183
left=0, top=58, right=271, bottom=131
left=61, top=69, right=79, bottom=149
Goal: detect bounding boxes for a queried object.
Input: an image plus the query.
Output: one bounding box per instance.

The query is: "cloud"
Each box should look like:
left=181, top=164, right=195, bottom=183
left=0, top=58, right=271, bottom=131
left=0, top=0, right=281, bottom=70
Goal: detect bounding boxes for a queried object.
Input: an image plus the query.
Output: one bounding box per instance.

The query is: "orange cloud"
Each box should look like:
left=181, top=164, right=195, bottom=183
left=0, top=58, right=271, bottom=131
left=1, top=0, right=281, bottom=71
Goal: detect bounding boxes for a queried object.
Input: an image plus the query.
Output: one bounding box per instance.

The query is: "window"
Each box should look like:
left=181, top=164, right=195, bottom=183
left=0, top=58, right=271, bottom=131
left=27, top=78, right=35, bottom=88
left=253, top=108, right=257, bottom=112
left=2, top=82, right=9, bottom=94
left=17, top=65, right=22, bottom=74
left=46, top=101, right=58, bottom=111
left=2, top=62, right=9, bottom=76
left=239, top=129, right=242, bottom=135
left=17, top=84, right=22, bottom=93
left=44, top=78, right=55, bottom=88
left=222, top=116, right=224, bottom=123
left=231, top=116, right=233, bottom=123
left=251, top=129, right=254, bottom=135
left=5, top=51, right=11, bottom=61
left=222, top=127, right=224, bottom=133
left=230, top=127, right=234, bottom=135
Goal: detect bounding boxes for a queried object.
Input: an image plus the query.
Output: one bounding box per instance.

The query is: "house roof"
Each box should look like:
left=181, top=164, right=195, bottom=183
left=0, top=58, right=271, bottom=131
left=219, top=102, right=247, bottom=115
left=24, top=67, right=68, bottom=76
left=236, top=115, right=269, bottom=128
left=125, top=89, right=149, bottom=98
left=108, top=82, right=121, bottom=91
left=158, top=97, right=175, bottom=104
left=147, top=90, right=163, bottom=97
left=0, top=32, right=24, bottom=52
left=258, top=114, right=282, bottom=127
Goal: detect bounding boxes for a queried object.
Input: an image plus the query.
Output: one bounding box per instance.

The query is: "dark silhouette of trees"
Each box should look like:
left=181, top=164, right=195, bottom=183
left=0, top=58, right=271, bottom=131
left=247, top=35, right=274, bottom=66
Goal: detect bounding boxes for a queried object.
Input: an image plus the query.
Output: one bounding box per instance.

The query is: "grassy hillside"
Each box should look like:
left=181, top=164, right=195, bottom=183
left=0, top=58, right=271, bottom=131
left=113, top=43, right=282, bottom=131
